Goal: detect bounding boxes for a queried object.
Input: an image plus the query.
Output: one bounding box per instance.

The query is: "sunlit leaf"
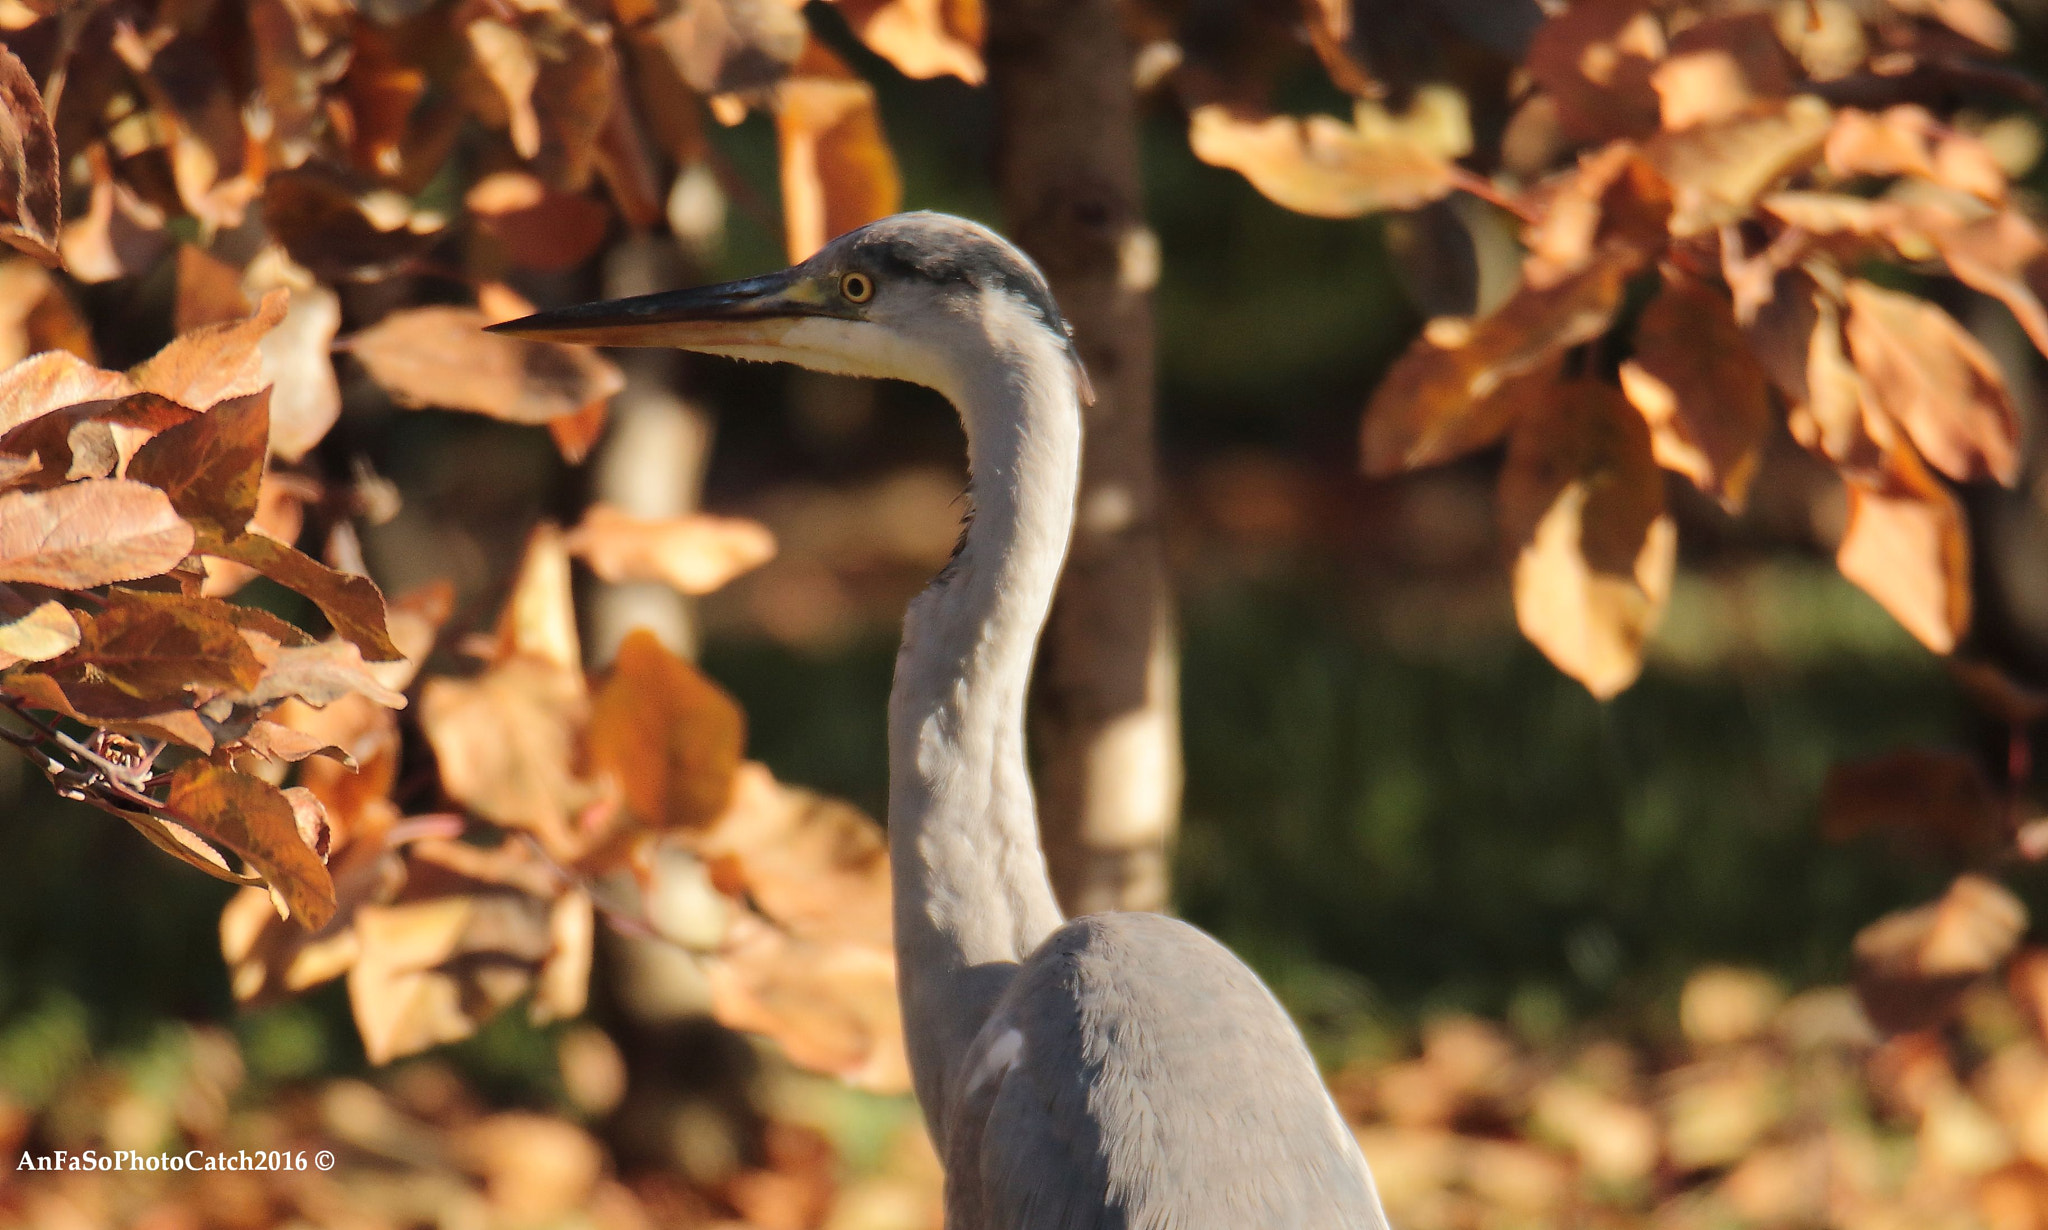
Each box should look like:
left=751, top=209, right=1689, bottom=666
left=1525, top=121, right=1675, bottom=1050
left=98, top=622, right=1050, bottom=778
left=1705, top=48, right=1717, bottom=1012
left=1525, top=0, right=1664, bottom=144
left=0, top=479, right=195, bottom=588
left=195, top=529, right=401, bottom=661
left=348, top=305, right=625, bottom=426
left=775, top=42, right=902, bottom=263
left=420, top=658, right=596, bottom=854
left=1650, top=96, right=1832, bottom=236
left=127, top=391, right=269, bottom=539
left=1843, top=279, right=2019, bottom=485
left=0, top=350, right=135, bottom=436
left=1835, top=443, right=1971, bottom=655
left=0, top=595, right=77, bottom=668
left=169, top=761, right=338, bottom=930
left=588, top=629, right=744, bottom=836
left=833, top=0, right=984, bottom=84
left=1618, top=274, right=1772, bottom=511
left=0, top=43, right=59, bottom=265
left=565, top=505, right=776, bottom=594
left=129, top=290, right=290, bottom=412
left=55, top=587, right=265, bottom=699
left=1189, top=88, right=1470, bottom=221
left=1855, top=873, right=2025, bottom=1034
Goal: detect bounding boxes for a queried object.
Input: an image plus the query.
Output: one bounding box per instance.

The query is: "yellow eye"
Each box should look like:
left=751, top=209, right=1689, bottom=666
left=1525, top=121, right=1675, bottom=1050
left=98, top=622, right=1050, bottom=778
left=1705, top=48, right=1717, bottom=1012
left=840, top=271, right=874, bottom=303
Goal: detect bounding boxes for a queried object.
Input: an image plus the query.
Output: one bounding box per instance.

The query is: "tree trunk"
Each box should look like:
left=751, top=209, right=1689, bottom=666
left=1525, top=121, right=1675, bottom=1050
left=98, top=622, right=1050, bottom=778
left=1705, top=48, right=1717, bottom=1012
left=987, top=0, right=1182, bottom=915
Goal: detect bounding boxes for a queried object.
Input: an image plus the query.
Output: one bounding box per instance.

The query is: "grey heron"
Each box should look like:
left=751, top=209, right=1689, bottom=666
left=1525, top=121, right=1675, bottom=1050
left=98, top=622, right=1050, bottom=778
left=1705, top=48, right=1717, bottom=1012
left=490, top=212, right=1391, bottom=1230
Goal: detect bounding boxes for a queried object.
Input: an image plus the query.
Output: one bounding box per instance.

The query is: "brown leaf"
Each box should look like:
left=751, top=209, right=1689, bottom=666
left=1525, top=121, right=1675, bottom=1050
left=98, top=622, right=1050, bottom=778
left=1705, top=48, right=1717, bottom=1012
left=775, top=43, right=903, bottom=263
left=0, top=350, right=136, bottom=437
left=54, top=587, right=265, bottom=699
left=1188, top=88, right=1470, bottom=222
left=466, top=9, right=616, bottom=190
left=1836, top=444, right=1971, bottom=654
left=1521, top=145, right=1673, bottom=288
left=1887, top=0, right=2012, bottom=51
left=129, top=290, right=290, bottom=412
left=565, top=505, right=776, bottom=594
left=220, top=816, right=403, bottom=1006
left=262, top=168, right=442, bottom=283
left=1843, top=279, right=2018, bottom=485
left=169, top=760, right=338, bottom=930
left=349, top=305, right=625, bottom=425
left=343, top=19, right=428, bottom=179
left=1821, top=748, right=2004, bottom=856
left=1746, top=270, right=1883, bottom=469
left=466, top=172, right=612, bottom=273
left=494, top=523, right=582, bottom=672
left=0, top=595, right=76, bottom=667
left=1652, top=13, right=1794, bottom=131
left=1498, top=379, right=1676, bottom=699
left=1854, top=872, right=2025, bottom=1034
left=248, top=264, right=343, bottom=463
left=1525, top=0, right=1664, bottom=144
left=199, top=471, right=312, bottom=597
left=1650, top=96, right=1832, bottom=237
left=2, top=668, right=214, bottom=749
left=126, top=391, right=269, bottom=538
left=235, top=635, right=409, bottom=711
left=0, top=258, right=95, bottom=370
left=708, top=908, right=906, bottom=1093
left=1362, top=247, right=1639, bottom=475
left=1927, top=209, right=2048, bottom=360
left=195, top=529, right=401, bottom=661
left=0, top=479, right=195, bottom=588
left=0, top=43, right=59, bottom=265
left=589, top=629, right=744, bottom=834
left=700, top=762, right=890, bottom=945
left=833, top=0, right=984, bottom=84
left=1618, top=274, right=1773, bottom=510
left=420, top=659, right=596, bottom=852
left=636, top=0, right=805, bottom=98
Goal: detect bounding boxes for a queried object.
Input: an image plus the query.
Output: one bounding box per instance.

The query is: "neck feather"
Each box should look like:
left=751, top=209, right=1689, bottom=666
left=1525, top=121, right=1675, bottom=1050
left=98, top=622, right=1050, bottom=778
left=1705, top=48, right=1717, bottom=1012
left=887, top=296, right=1079, bottom=1143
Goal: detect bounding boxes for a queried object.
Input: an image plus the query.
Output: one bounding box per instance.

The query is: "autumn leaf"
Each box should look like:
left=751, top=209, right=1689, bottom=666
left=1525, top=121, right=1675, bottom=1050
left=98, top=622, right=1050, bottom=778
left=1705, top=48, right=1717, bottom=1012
left=420, top=658, right=596, bottom=853
left=1929, top=209, right=2048, bottom=359
left=54, top=588, right=266, bottom=700
left=0, top=479, right=195, bottom=589
left=129, top=290, right=290, bottom=411
left=0, top=44, right=60, bottom=265
left=708, top=909, right=907, bottom=1093
left=1835, top=444, right=1971, bottom=655
left=589, top=629, right=744, bottom=834
left=234, top=636, right=409, bottom=711
left=700, top=762, right=890, bottom=946
left=465, top=8, right=615, bottom=190
left=127, top=391, right=269, bottom=538
left=168, top=761, right=338, bottom=930
left=1524, top=0, right=1664, bottom=144
left=248, top=261, right=344, bottom=464
left=1498, top=379, right=1676, bottom=699
left=1362, top=247, right=1639, bottom=476
left=220, top=822, right=403, bottom=1006
left=1854, top=873, right=2026, bottom=1034
left=833, top=0, right=985, bottom=84
left=1745, top=271, right=1881, bottom=469
left=1842, top=279, right=2018, bottom=485
left=466, top=172, right=612, bottom=273
left=0, top=595, right=78, bottom=668
left=492, top=523, right=583, bottom=673
left=195, top=530, right=401, bottom=661
left=348, top=305, right=625, bottom=425
left=564, top=505, right=776, bottom=593
left=1651, top=13, right=1793, bottom=131
left=1189, top=87, right=1470, bottom=221
left=1618, top=274, right=1772, bottom=510
left=0, top=350, right=136, bottom=437
left=775, top=43, right=903, bottom=263
left=173, top=244, right=252, bottom=335
left=1650, top=96, right=1832, bottom=236
left=2, top=668, right=214, bottom=750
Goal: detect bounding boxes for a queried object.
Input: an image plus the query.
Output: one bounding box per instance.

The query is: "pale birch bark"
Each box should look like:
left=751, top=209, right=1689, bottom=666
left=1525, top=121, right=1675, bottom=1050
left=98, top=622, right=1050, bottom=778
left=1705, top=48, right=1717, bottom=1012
left=987, top=0, right=1182, bottom=914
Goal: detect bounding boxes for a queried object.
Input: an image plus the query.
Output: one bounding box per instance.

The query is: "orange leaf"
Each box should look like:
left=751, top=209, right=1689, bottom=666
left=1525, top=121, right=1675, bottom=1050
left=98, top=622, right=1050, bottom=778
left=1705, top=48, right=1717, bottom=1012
left=1363, top=247, right=1639, bottom=476
left=419, top=658, right=595, bottom=850
left=1843, top=279, right=2018, bottom=485
left=589, top=629, right=745, bottom=833
left=173, top=244, right=252, bottom=335
left=56, top=587, right=266, bottom=699
left=234, top=635, right=409, bottom=711
left=1618, top=274, right=1772, bottom=510
left=0, top=44, right=60, bottom=266
left=168, top=760, right=338, bottom=930
left=565, top=505, right=776, bottom=594
left=1, top=668, right=214, bottom=750
left=1525, top=0, right=1664, bottom=144
left=1649, top=96, right=1832, bottom=237
left=1188, top=88, right=1470, bottom=222
left=0, top=478, right=195, bottom=588
left=0, top=350, right=136, bottom=437
left=195, top=529, right=401, bottom=661
left=1929, top=209, right=2048, bottom=359
left=707, top=908, right=906, bottom=1093
left=0, top=596, right=78, bottom=668
left=127, top=391, right=270, bottom=539
left=1853, top=872, right=2025, bottom=1034
left=1651, top=12, right=1793, bottom=131
left=129, top=290, right=289, bottom=412
left=348, top=305, right=625, bottom=425
left=833, top=0, right=983, bottom=84
left=775, top=43, right=902, bottom=263
left=466, top=171, right=612, bottom=274
left=1498, top=379, right=1676, bottom=699
left=1835, top=444, right=1971, bottom=654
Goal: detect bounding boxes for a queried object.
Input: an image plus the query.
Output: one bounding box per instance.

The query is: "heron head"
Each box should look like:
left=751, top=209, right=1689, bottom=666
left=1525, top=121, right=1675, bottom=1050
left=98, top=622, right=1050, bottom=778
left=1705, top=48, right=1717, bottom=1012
left=487, top=212, right=1089, bottom=405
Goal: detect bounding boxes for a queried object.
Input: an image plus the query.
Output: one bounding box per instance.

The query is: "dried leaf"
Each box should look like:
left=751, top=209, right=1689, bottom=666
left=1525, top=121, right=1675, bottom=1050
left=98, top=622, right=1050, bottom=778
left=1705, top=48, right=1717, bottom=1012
left=700, top=762, right=890, bottom=945
left=589, top=629, right=744, bottom=834
left=495, top=523, right=581, bottom=672
left=1843, top=279, right=2018, bottom=485
left=169, top=761, right=338, bottom=930
left=126, top=391, right=269, bottom=538
left=1525, top=0, right=1664, bottom=144
left=1618, top=275, right=1772, bottom=511
left=220, top=821, right=402, bottom=1006
left=1854, top=873, right=2026, bottom=1034
left=466, top=172, right=611, bottom=273
left=775, top=44, right=902, bottom=263
left=1652, top=13, right=1794, bottom=131
left=129, top=290, right=290, bottom=412
left=1650, top=96, right=1832, bottom=237
left=707, top=909, right=907, bottom=1092
left=1822, top=748, right=2004, bottom=859
left=1188, top=88, right=1470, bottom=222
left=1746, top=271, right=1881, bottom=469
left=235, top=636, right=409, bottom=711
left=0, top=43, right=59, bottom=264
left=0, top=479, right=195, bottom=588
left=246, top=260, right=343, bottom=463
left=263, top=169, right=441, bottom=282
left=1363, top=247, right=1639, bottom=475
left=1836, top=444, right=1971, bottom=654
left=349, top=891, right=552, bottom=1064
left=0, top=350, right=136, bottom=436
left=1886, top=0, right=2012, bottom=51
left=173, top=245, right=251, bottom=335
left=1926, top=210, right=2048, bottom=360
left=349, top=306, right=624, bottom=425
left=1498, top=379, right=1676, bottom=699
left=565, top=505, right=776, bottom=594
left=195, top=529, right=401, bottom=661
left=638, top=0, right=806, bottom=97
left=2, top=668, right=214, bottom=749
left=466, top=9, right=615, bottom=190
left=55, top=587, right=265, bottom=699
left=0, top=596, right=76, bottom=667
left=834, top=0, right=984, bottom=84
left=420, top=659, right=595, bottom=852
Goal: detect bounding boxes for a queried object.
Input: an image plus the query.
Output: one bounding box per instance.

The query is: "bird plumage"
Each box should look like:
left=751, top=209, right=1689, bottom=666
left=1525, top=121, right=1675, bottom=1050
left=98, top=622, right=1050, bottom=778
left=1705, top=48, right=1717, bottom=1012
left=489, top=212, right=1391, bottom=1230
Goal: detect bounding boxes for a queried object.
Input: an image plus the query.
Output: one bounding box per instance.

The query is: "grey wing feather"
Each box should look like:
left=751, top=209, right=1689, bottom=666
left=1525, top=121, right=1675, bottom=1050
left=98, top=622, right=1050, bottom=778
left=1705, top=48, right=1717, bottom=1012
left=941, top=913, right=1390, bottom=1230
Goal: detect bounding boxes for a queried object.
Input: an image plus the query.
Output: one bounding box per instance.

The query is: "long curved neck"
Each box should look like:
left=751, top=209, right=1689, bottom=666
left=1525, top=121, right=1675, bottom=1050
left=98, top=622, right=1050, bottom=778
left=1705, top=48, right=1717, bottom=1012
left=888, top=313, right=1079, bottom=1144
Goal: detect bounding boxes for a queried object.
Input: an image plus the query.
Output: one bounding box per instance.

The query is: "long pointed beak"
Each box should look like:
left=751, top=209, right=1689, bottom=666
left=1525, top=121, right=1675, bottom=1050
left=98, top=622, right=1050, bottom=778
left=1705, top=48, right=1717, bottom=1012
left=485, top=268, right=838, bottom=349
